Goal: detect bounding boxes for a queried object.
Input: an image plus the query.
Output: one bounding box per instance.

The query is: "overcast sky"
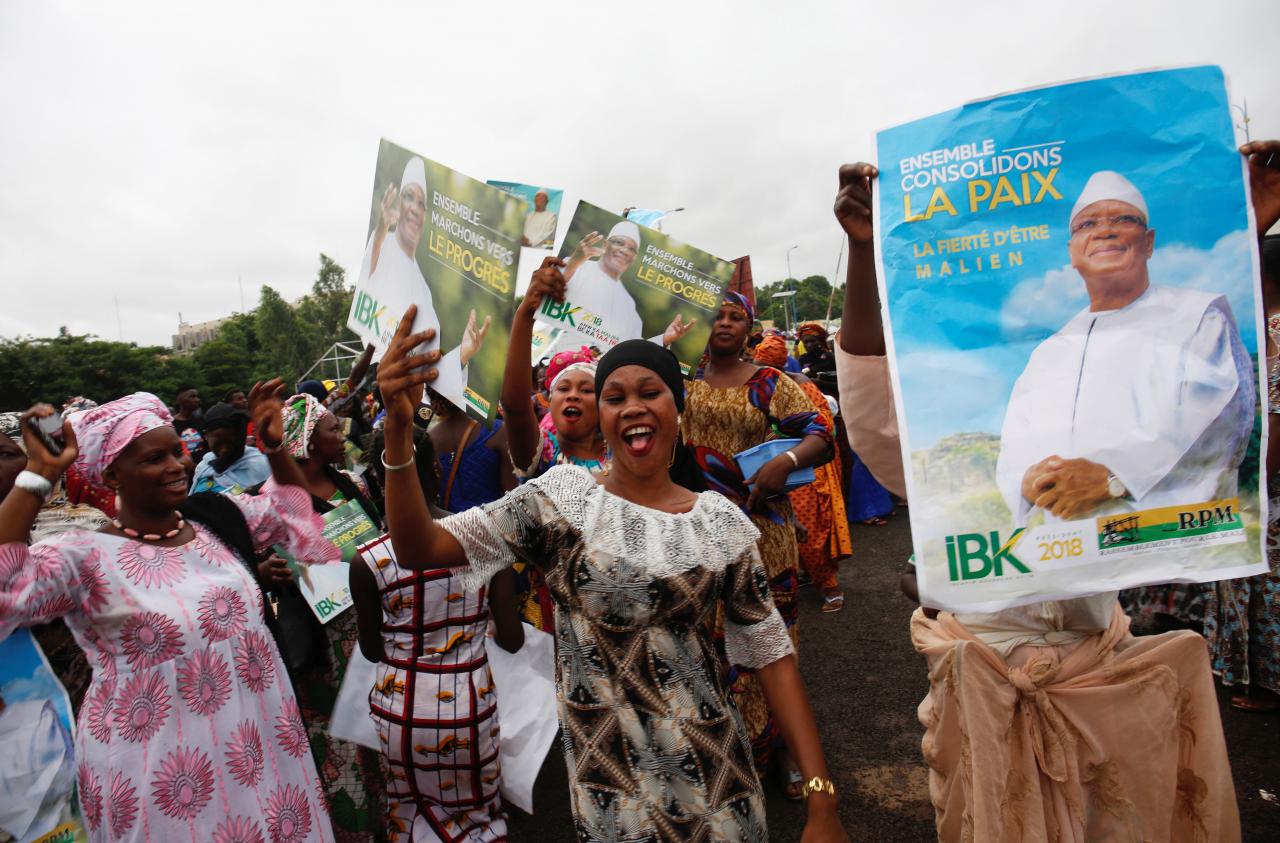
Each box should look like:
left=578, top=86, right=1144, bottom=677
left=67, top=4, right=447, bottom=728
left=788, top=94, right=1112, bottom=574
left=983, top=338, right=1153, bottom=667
left=1, top=0, right=1274, bottom=347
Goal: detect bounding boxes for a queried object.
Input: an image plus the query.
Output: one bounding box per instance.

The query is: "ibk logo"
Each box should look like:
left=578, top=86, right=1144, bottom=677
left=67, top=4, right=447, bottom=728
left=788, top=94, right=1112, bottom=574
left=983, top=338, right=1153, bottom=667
left=945, top=529, right=1030, bottom=581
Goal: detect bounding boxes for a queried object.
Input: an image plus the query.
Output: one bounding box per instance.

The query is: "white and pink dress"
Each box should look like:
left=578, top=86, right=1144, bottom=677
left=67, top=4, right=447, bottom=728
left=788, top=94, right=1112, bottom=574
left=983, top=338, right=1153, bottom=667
left=0, top=484, right=339, bottom=843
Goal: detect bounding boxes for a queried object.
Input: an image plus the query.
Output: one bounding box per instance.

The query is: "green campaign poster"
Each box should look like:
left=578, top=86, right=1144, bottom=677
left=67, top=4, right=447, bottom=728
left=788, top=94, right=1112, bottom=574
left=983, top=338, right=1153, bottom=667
left=347, top=138, right=526, bottom=421
left=276, top=500, right=382, bottom=623
left=538, top=200, right=735, bottom=374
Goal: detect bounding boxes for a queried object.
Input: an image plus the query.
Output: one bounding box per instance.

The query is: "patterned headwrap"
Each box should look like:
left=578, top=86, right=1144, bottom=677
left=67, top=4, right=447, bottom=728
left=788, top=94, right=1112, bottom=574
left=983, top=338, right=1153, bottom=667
left=752, top=335, right=788, bottom=369
left=797, top=322, right=826, bottom=340
left=282, top=393, right=328, bottom=459
left=0, top=412, right=20, bottom=444
left=722, top=291, right=755, bottom=323
left=62, top=396, right=98, bottom=414
left=544, top=346, right=597, bottom=391
left=68, top=392, right=173, bottom=486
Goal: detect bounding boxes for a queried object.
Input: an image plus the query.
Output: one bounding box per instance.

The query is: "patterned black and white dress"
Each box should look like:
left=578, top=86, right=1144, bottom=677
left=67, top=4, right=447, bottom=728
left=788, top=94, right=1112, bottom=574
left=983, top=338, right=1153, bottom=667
left=440, top=465, right=791, bottom=842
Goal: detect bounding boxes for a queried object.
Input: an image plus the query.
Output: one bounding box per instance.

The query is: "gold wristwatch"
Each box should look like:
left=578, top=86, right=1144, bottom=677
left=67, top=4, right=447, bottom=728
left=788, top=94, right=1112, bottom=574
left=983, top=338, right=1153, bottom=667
left=800, top=776, right=837, bottom=799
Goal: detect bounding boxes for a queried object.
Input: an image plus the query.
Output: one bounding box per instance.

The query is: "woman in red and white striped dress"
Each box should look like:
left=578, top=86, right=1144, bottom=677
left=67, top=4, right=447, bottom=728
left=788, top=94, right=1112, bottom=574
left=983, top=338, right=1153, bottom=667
left=351, top=432, right=523, bottom=843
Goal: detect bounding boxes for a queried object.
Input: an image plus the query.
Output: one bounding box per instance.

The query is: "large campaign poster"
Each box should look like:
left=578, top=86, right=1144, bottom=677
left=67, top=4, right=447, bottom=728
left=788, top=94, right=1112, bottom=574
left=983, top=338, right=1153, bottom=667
left=874, top=66, right=1267, bottom=612
left=539, top=200, right=735, bottom=374
left=347, top=139, right=526, bottom=422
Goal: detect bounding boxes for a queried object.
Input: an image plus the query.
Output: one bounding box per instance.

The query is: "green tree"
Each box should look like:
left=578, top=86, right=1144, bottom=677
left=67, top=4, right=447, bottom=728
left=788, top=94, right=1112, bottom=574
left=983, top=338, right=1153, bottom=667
left=296, top=253, right=357, bottom=350
left=256, top=285, right=319, bottom=381
left=755, top=275, right=844, bottom=327
left=0, top=254, right=358, bottom=409
left=0, top=330, right=208, bottom=409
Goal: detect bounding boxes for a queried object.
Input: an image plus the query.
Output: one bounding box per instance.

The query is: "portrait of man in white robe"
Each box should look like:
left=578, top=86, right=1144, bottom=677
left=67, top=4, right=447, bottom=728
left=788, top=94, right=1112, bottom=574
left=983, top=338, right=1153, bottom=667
left=521, top=189, right=558, bottom=249
left=995, top=170, right=1255, bottom=526
left=349, top=156, right=491, bottom=411
left=560, top=220, right=695, bottom=349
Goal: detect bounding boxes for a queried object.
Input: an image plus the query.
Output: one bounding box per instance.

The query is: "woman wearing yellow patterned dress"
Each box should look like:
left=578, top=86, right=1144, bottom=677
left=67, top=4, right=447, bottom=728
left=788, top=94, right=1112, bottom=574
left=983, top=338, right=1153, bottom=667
left=681, top=292, right=833, bottom=798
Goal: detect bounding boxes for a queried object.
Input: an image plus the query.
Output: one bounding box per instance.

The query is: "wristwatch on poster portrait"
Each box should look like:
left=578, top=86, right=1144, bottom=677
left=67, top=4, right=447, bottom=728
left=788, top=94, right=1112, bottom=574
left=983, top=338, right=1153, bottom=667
left=1106, top=473, right=1128, bottom=499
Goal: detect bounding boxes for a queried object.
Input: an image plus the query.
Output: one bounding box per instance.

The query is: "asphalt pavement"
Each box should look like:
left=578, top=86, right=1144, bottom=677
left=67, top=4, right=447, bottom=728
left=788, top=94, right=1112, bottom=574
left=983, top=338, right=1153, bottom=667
left=506, top=514, right=1279, bottom=842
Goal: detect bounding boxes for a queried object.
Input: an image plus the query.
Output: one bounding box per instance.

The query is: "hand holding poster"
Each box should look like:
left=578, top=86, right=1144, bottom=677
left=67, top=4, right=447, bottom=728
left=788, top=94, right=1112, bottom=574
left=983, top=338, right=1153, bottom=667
left=347, top=139, right=526, bottom=421
left=874, top=66, right=1267, bottom=612
left=275, top=499, right=382, bottom=623
left=538, top=200, right=735, bottom=373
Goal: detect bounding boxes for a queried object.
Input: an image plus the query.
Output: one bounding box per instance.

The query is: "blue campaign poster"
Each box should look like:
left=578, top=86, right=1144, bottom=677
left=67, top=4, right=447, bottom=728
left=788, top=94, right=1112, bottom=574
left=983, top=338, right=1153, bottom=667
left=873, top=66, right=1267, bottom=612
left=486, top=181, right=565, bottom=249
left=0, top=629, right=85, bottom=842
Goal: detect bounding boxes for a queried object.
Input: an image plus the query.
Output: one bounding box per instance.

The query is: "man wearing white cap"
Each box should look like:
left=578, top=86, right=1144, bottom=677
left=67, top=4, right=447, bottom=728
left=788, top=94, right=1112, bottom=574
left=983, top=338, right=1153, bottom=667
left=348, top=156, right=490, bottom=411
left=556, top=221, right=694, bottom=349
left=521, top=189, right=557, bottom=248
left=996, top=170, right=1254, bottom=525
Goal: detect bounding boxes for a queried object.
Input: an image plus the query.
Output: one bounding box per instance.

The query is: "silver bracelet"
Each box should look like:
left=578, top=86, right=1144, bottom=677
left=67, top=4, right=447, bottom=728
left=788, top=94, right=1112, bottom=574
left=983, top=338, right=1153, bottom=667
left=783, top=450, right=800, bottom=468
left=15, top=470, right=54, bottom=502
left=380, top=451, right=416, bottom=472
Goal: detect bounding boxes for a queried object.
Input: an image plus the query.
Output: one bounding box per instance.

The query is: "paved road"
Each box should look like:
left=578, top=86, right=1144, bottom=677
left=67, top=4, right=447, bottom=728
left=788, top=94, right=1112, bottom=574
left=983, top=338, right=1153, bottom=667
left=507, top=515, right=1280, bottom=841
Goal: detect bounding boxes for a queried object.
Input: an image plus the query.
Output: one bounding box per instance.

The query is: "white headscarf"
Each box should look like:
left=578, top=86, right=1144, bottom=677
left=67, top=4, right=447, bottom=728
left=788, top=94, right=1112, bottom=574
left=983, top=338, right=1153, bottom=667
left=607, top=220, right=641, bottom=247
left=401, top=157, right=428, bottom=196
left=1070, top=171, right=1149, bottom=224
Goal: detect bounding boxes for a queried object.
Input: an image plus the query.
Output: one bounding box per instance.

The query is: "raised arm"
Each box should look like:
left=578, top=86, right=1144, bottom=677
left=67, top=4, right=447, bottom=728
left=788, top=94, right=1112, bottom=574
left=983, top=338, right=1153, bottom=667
left=368, top=183, right=398, bottom=277
left=338, top=344, right=376, bottom=403
left=379, top=305, right=470, bottom=570
left=0, top=405, right=77, bottom=545
left=501, top=257, right=566, bottom=472
left=562, top=231, right=604, bottom=285
left=834, top=163, right=884, bottom=357
left=247, top=378, right=310, bottom=491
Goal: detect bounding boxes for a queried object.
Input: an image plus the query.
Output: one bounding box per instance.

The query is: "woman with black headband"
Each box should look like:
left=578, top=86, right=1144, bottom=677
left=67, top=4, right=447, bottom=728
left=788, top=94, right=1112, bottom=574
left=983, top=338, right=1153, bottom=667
left=375, top=306, right=849, bottom=842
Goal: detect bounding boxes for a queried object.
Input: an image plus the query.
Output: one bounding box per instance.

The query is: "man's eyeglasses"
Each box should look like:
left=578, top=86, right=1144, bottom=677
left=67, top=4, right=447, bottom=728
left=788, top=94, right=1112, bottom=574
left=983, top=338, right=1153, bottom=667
left=606, top=237, right=638, bottom=251
left=1069, top=214, right=1146, bottom=237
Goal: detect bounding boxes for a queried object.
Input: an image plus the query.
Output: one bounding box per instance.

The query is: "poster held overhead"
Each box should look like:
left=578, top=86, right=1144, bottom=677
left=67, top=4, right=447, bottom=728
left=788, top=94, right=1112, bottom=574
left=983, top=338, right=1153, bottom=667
left=486, top=181, right=564, bottom=249
left=873, top=65, right=1267, bottom=612
left=539, top=200, right=735, bottom=374
left=347, top=139, right=525, bottom=421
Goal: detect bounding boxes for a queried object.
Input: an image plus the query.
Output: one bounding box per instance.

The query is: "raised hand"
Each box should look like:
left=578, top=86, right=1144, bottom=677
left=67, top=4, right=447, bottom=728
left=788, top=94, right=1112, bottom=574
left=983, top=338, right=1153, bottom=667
left=377, top=305, right=441, bottom=428
left=378, top=182, right=400, bottom=233
left=519, top=257, right=568, bottom=320
left=571, top=231, right=606, bottom=261
left=1242, top=140, right=1280, bottom=237
left=834, top=163, right=878, bottom=244
left=459, top=309, right=493, bottom=368
left=247, top=378, right=289, bottom=450
left=19, top=404, right=78, bottom=481
left=662, top=313, right=697, bottom=346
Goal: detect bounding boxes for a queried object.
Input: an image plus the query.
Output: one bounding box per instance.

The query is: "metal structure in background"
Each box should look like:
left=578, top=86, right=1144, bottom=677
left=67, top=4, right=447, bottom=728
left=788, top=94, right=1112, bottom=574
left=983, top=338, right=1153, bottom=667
left=772, top=290, right=798, bottom=334
left=299, top=341, right=364, bottom=384
left=824, top=237, right=846, bottom=329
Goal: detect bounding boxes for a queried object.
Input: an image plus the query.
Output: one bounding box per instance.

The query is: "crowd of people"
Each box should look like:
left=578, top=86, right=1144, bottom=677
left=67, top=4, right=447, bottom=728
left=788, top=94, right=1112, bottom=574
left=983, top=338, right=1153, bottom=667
left=1, top=141, right=1278, bottom=843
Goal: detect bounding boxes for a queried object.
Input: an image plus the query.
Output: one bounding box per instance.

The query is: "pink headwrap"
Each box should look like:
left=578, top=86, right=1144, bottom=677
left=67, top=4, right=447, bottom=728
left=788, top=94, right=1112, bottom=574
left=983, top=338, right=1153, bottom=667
left=69, top=392, right=173, bottom=486
left=282, top=393, right=330, bottom=459
left=543, top=346, right=597, bottom=391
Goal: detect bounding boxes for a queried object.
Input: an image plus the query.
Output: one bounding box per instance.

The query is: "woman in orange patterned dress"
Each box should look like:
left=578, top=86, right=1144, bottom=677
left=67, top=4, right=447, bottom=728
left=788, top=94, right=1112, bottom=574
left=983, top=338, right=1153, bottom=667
left=753, top=335, right=852, bottom=612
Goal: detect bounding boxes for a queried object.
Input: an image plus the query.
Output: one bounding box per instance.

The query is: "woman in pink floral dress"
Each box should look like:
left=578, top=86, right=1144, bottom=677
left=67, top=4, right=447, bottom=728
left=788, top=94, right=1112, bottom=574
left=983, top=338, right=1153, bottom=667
left=0, top=385, right=340, bottom=843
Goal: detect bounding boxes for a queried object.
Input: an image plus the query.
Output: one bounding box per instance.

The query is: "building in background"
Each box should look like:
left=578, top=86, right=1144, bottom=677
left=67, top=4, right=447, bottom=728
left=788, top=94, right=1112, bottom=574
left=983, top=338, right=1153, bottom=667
left=172, top=314, right=231, bottom=353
